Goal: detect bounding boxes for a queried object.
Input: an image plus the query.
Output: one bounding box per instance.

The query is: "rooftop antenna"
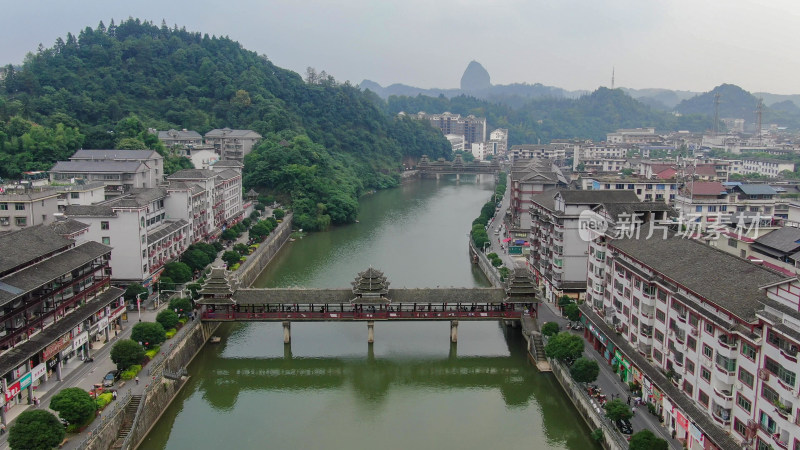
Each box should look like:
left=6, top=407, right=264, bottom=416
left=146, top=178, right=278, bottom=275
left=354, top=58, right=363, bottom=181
left=755, top=98, right=763, bottom=146
left=713, top=93, right=721, bottom=136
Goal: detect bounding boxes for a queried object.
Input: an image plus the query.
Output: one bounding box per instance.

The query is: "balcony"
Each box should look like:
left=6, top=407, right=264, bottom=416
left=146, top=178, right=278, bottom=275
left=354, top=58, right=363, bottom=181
left=712, top=384, right=734, bottom=407
left=773, top=431, right=790, bottom=449
left=711, top=404, right=732, bottom=425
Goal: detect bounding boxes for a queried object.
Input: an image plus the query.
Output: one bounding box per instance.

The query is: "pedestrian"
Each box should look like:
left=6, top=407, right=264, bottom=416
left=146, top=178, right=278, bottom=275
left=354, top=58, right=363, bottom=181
left=1, top=423, right=6, bottom=435
left=135, top=376, right=139, bottom=385
left=627, top=395, right=631, bottom=405
left=632, top=405, right=636, bottom=415
left=112, top=390, right=117, bottom=400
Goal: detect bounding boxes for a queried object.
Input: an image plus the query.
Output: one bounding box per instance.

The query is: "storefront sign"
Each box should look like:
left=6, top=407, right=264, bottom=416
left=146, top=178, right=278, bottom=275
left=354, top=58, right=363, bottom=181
left=110, top=305, right=125, bottom=321
left=31, top=363, right=46, bottom=382
left=19, top=372, right=32, bottom=390
left=72, top=331, right=88, bottom=350
left=47, top=355, right=61, bottom=370
left=4, top=381, right=20, bottom=402
left=588, top=323, right=607, bottom=345
left=689, top=422, right=703, bottom=443
left=12, top=365, right=26, bottom=379
left=43, top=334, right=71, bottom=361
left=97, top=316, right=109, bottom=330
left=676, top=410, right=689, bottom=430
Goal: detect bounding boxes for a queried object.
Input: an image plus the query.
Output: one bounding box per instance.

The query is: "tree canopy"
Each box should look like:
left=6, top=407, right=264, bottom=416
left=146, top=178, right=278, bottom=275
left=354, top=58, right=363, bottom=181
left=603, top=399, right=633, bottom=422
left=110, top=339, right=145, bottom=370
left=628, top=429, right=668, bottom=450
left=7, top=409, right=65, bottom=450
left=131, top=321, right=166, bottom=349
left=569, top=357, right=600, bottom=383
left=545, top=332, right=584, bottom=363
left=50, top=387, right=96, bottom=425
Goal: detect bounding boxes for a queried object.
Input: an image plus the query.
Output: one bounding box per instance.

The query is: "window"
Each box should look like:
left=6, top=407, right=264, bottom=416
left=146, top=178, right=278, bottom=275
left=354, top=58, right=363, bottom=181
left=102, top=237, right=111, bottom=245
left=689, top=314, right=699, bottom=328
left=686, top=360, right=695, bottom=374
left=0, top=203, right=6, bottom=210
left=708, top=205, right=717, bottom=212
left=736, top=394, right=752, bottom=413
left=687, top=336, right=696, bottom=351
left=683, top=381, right=693, bottom=396
left=715, top=354, right=737, bottom=373
left=653, top=349, right=663, bottom=364
left=764, top=357, right=797, bottom=387
left=734, top=418, right=747, bottom=437
left=655, top=330, right=664, bottom=343
left=704, top=322, right=714, bottom=335
left=634, top=279, right=642, bottom=290
left=698, top=390, right=709, bottom=407
left=738, top=368, right=754, bottom=388
left=701, top=367, right=711, bottom=381
left=0, top=217, right=8, bottom=226
left=657, top=289, right=667, bottom=302
left=101, top=221, right=110, bottom=230
left=695, top=205, right=703, bottom=212
left=14, top=203, right=24, bottom=210
left=741, top=342, right=756, bottom=361
left=15, top=217, right=26, bottom=226
left=761, top=384, right=779, bottom=404
left=720, top=205, right=727, bottom=212
left=759, top=411, right=776, bottom=436
left=703, top=344, right=713, bottom=359
left=728, top=238, right=738, bottom=248
left=656, top=309, right=666, bottom=323
left=70, top=192, right=80, bottom=199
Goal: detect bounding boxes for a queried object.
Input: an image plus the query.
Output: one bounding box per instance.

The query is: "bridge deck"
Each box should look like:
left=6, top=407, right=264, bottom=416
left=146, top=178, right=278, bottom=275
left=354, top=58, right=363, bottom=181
left=202, top=310, right=523, bottom=322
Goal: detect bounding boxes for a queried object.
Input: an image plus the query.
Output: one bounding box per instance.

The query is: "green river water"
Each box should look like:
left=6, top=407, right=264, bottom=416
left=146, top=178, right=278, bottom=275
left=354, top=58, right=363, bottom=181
left=141, top=176, right=596, bottom=450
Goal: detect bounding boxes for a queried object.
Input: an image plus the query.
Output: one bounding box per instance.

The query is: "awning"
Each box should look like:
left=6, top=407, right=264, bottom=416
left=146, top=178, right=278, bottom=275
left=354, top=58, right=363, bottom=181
left=514, top=239, right=526, bottom=245
left=503, top=238, right=512, bottom=243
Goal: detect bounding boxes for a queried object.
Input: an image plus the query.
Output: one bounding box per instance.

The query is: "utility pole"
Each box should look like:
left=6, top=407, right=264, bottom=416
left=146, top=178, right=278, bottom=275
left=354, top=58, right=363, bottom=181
left=755, top=98, right=763, bottom=146
left=713, top=93, right=721, bottom=137
left=611, top=67, right=615, bottom=90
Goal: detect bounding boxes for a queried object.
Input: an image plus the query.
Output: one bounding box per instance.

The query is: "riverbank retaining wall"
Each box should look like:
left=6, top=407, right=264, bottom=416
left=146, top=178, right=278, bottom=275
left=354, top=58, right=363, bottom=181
left=548, top=358, right=628, bottom=450
left=235, top=212, right=293, bottom=287
left=468, top=239, right=504, bottom=288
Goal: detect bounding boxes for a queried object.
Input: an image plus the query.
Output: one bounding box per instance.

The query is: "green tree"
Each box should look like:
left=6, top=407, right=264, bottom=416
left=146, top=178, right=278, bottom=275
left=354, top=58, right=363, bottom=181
left=181, top=249, right=212, bottom=272
left=163, top=261, right=192, bottom=283
left=8, top=410, right=65, bottom=450
left=563, top=303, right=581, bottom=322
left=273, top=208, right=285, bottom=220
left=628, top=429, right=668, bottom=450
left=131, top=322, right=166, bottom=349
left=222, top=250, right=242, bottom=267
left=569, top=357, right=600, bottom=383
left=50, top=387, right=96, bottom=425
left=169, top=297, right=193, bottom=316
left=545, top=332, right=584, bottom=363
left=123, top=283, right=147, bottom=302
left=603, top=398, right=633, bottom=422
left=115, top=137, right=148, bottom=149
left=157, top=276, right=174, bottom=292
left=541, top=322, right=560, bottom=337
left=233, top=243, right=249, bottom=255
left=221, top=228, right=238, bottom=240
left=156, top=309, right=179, bottom=330
left=557, top=295, right=573, bottom=308
left=110, top=339, right=145, bottom=370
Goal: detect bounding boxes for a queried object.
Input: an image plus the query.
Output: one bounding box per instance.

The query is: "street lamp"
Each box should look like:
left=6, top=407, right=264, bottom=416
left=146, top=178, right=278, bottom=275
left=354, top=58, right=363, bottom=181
left=483, top=242, right=490, bottom=253
left=159, top=289, right=186, bottom=310
left=135, top=292, right=146, bottom=322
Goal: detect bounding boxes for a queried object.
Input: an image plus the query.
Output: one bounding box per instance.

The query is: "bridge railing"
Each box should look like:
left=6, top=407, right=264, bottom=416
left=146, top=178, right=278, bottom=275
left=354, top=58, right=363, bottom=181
left=202, top=310, right=524, bottom=321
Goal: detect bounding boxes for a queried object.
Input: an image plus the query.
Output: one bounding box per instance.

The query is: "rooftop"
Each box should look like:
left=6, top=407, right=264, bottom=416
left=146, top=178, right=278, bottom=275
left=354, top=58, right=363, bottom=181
left=168, top=169, right=217, bottom=180
left=753, top=227, right=800, bottom=253
left=0, top=226, right=74, bottom=276
left=51, top=160, right=146, bottom=173
left=610, top=234, right=789, bottom=321
left=48, top=218, right=90, bottom=237
left=70, top=149, right=161, bottom=160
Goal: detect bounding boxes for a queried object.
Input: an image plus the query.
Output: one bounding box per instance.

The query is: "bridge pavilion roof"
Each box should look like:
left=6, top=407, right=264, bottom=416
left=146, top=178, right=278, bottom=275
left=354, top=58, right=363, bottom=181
left=505, top=269, right=540, bottom=302
left=198, top=267, right=237, bottom=300
left=352, top=267, right=390, bottom=301
left=216, top=287, right=520, bottom=306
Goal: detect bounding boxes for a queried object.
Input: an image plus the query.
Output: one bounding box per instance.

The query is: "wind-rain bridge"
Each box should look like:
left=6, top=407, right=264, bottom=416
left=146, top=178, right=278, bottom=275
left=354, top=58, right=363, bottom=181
left=197, top=267, right=539, bottom=344
left=416, top=154, right=501, bottom=179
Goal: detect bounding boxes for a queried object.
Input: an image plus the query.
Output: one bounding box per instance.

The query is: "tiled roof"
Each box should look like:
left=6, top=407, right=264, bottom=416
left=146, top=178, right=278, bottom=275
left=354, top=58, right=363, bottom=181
left=558, top=190, right=639, bottom=204
left=158, top=129, right=202, bottom=140
left=204, top=128, right=262, bottom=138
left=734, top=184, right=777, bottom=196
left=0, top=226, right=73, bottom=275
left=70, top=149, right=161, bottom=160
left=753, top=227, right=800, bottom=253
left=0, top=241, right=112, bottom=305
left=596, top=202, right=676, bottom=222
left=64, top=204, right=116, bottom=217
left=51, top=160, right=145, bottom=173
left=104, top=188, right=167, bottom=208
left=610, top=234, right=789, bottom=321
left=147, top=220, right=189, bottom=243
left=0, top=287, right=124, bottom=376
left=212, top=160, right=244, bottom=168
left=48, top=219, right=89, bottom=236
left=685, top=181, right=726, bottom=196
left=168, top=169, right=216, bottom=180
left=223, top=287, right=512, bottom=305
left=215, top=169, right=240, bottom=182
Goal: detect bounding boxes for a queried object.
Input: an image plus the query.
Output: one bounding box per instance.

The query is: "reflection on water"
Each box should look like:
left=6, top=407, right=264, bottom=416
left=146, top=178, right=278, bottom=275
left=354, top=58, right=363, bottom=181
left=142, top=177, right=597, bottom=450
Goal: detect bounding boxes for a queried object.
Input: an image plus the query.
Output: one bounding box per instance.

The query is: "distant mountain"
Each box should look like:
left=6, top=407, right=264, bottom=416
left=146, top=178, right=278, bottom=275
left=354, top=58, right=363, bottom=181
left=675, top=84, right=760, bottom=119
left=620, top=88, right=700, bottom=110
left=460, top=61, right=491, bottom=92
left=754, top=92, right=800, bottom=108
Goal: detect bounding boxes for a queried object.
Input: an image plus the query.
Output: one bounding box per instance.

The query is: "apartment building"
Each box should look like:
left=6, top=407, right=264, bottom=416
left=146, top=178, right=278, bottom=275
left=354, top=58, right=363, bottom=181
left=0, top=226, right=124, bottom=417
left=420, top=112, right=487, bottom=147
left=606, top=128, right=662, bottom=145
left=580, top=177, right=678, bottom=204
left=489, top=128, right=508, bottom=156
left=582, top=229, right=795, bottom=450
left=730, top=158, right=795, bottom=178
left=64, top=188, right=190, bottom=286
left=528, top=190, right=670, bottom=303
left=0, top=188, right=59, bottom=232
left=204, top=128, right=262, bottom=162
left=50, top=150, right=164, bottom=198
left=210, top=161, right=245, bottom=229
left=54, top=182, right=106, bottom=212
left=164, top=169, right=218, bottom=242
left=157, top=129, right=203, bottom=148
left=508, top=159, right=568, bottom=232
left=509, top=145, right=567, bottom=165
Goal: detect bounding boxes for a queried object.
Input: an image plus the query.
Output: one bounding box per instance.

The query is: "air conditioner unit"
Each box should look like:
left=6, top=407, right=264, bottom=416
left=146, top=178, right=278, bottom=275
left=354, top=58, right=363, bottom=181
left=735, top=382, right=744, bottom=390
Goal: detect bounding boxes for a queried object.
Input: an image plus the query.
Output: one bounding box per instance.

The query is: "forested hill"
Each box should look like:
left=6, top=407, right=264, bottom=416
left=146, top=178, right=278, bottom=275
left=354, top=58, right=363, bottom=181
left=386, top=88, right=712, bottom=145
left=0, top=19, right=452, bottom=230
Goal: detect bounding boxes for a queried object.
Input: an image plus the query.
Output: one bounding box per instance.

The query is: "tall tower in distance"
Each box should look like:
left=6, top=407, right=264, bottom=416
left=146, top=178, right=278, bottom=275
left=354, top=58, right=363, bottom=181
left=611, top=67, right=615, bottom=90
left=713, top=93, right=721, bottom=136
left=755, top=98, right=763, bottom=145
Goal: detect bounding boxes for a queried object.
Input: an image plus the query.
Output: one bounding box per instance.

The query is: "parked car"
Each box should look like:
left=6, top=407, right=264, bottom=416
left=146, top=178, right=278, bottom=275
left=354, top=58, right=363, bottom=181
left=615, top=418, right=633, bottom=435
left=103, top=370, right=120, bottom=387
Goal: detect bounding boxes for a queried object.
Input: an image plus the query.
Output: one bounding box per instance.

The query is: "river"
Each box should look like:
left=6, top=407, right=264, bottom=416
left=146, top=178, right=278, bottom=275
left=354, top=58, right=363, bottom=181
left=142, top=176, right=596, bottom=450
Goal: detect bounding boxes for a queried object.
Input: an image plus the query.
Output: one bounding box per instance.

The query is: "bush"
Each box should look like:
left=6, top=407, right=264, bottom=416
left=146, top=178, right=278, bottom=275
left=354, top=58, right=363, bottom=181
left=230, top=263, right=241, bottom=271
left=123, top=283, right=147, bottom=302
left=50, top=387, right=96, bottom=426
left=144, top=347, right=160, bottom=359
left=166, top=329, right=177, bottom=339
left=541, top=322, right=560, bottom=337
left=95, top=392, right=113, bottom=410
left=8, top=410, right=65, bottom=450
left=131, top=322, right=166, bottom=349
left=110, top=339, right=145, bottom=370
left=156, top=309, right=180, bottom=330
left=120, top=364, right=143, bottom=380
left=590, top=428, right=603, bottom=443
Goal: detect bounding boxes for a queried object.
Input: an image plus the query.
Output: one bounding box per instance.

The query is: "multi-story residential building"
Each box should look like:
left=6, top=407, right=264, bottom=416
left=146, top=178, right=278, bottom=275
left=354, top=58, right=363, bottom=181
left=580, top=177, right=678, bottom=204
left=0, top=226, right=124, bottom=419
left=50, top=150, right=164, bottom=199
left=508, top=159, right=568, bottom=232
left=54, top=182, right=106, bottom=212
left=210, top=161, right=244, bottom=229
left=582, top=229, right=795, bottom=450
left=579, top=158, right=628, bottom=173
left=673, top=182, right=730, bottom=223
left=489, top=128, right=508, bottom=156
left=419, top=112, right=487, bottom=147
left=606, top=128, right=662, bottom=145
left=509, top=145, right=567, bottom=165
left=64, top=188, right=190, bottom=287
left=445, top=134, right=465, bottom=152
left=0, top=188, right=59, bottom=232
left=470, top=142, right=489, bottom=161
left=528, top=190, right=670, bottom=303
left=157, top=129, right=203, bottom=148
left=165, top=169, right=218, bottom=241
left=734, top=158, right=795, bottom=178
left=640, top=160, right=728, bottom=182
left=204, top=128, right=262, bottom=162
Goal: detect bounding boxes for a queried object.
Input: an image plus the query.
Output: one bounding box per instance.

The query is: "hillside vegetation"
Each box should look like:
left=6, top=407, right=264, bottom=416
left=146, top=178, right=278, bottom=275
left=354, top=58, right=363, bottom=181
left=0, top=19, right=451, bottom=229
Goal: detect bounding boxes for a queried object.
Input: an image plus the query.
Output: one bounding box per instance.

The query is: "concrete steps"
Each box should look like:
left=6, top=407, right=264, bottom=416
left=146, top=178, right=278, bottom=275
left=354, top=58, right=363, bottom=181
left=110, top=395, right=141, bottom=449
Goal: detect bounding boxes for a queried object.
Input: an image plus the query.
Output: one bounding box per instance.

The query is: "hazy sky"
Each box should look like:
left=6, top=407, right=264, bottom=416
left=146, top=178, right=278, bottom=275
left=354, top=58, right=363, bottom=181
left=3, top=0, right=799, bottom=94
